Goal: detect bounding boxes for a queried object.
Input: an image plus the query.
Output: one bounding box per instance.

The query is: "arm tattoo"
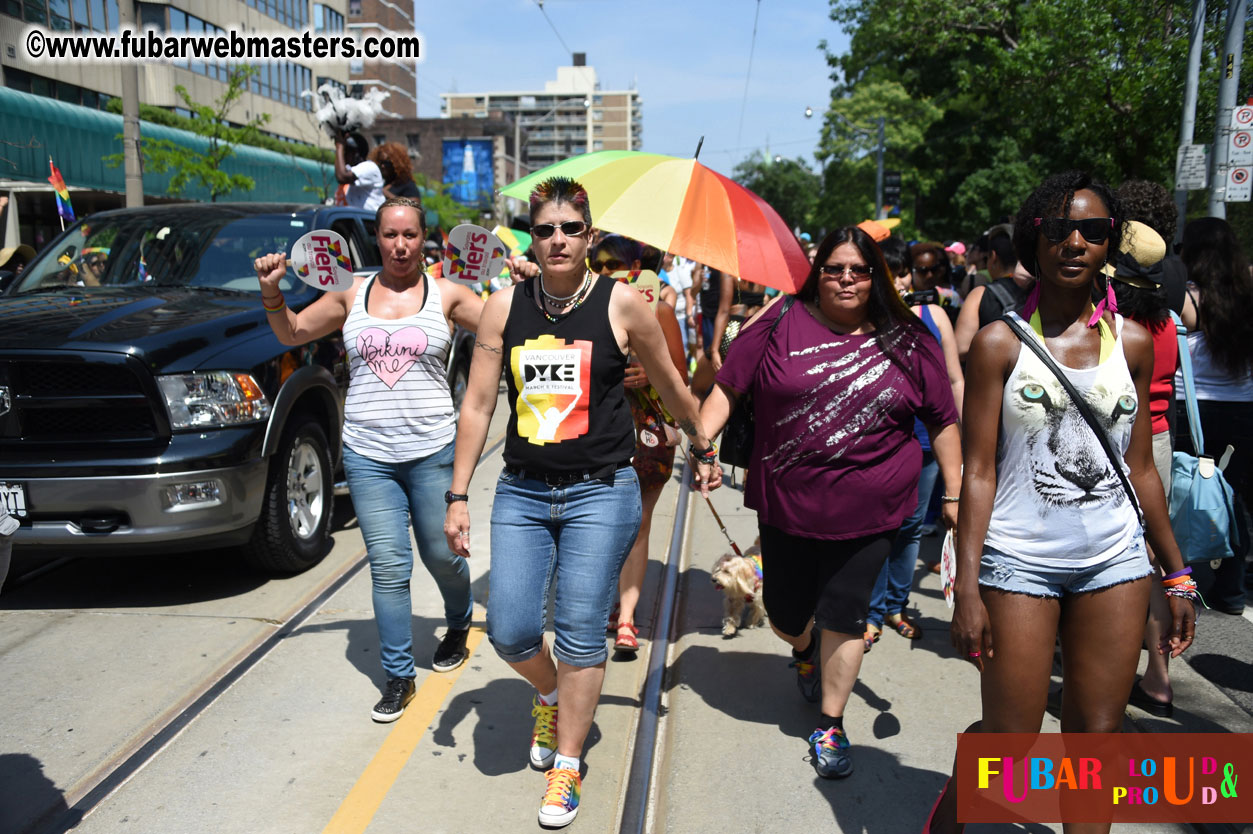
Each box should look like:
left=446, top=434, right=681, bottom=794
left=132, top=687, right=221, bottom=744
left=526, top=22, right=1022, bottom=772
left=678, top=418, right=700, bottom=439
left=475, top=342, right=503, bottom=354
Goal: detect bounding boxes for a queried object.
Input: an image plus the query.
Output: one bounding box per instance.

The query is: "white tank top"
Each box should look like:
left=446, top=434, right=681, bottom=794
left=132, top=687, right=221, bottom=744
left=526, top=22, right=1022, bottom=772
left=341, top=274, right=455, bottom=462
left=1172, top=330, right=1253, bottom=401
left=984, top=312, right=1140, bottom=568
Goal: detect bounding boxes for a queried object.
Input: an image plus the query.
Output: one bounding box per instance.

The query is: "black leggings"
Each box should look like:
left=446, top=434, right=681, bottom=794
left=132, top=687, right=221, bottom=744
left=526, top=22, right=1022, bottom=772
left=758, top=524, right=896, bottom=636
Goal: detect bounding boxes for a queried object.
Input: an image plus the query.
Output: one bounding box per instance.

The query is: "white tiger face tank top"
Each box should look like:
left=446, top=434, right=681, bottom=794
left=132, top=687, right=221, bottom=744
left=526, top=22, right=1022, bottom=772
left=984, top=312, right=1141, bottom=568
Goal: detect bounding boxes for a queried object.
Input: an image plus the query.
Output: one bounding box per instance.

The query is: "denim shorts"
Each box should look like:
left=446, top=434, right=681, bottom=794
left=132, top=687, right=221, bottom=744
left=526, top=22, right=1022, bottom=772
left=978, top=534, right=1152, bottom=598
left=487, top=465, right=642, bottom=667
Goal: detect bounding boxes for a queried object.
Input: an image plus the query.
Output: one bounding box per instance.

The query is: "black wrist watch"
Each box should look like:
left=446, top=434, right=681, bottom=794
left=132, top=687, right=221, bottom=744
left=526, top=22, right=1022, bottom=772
left=444, top=490, right=469, bottom=505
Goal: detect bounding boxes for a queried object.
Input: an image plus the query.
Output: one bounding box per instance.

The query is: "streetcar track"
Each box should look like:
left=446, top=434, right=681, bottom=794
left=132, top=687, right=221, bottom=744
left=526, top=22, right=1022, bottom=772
left=618, top=457, right=693, bottom=834
left=32, top=432, right=509, bottom=834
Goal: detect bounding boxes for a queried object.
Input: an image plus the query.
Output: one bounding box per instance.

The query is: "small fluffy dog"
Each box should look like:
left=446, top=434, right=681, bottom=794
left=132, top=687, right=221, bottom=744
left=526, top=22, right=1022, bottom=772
left=710, top=541, right=766, bottom=637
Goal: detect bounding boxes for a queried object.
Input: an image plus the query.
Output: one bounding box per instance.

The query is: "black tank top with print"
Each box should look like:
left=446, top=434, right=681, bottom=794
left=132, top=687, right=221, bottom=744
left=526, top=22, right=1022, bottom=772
left=502, top=275, right=636, bottom=474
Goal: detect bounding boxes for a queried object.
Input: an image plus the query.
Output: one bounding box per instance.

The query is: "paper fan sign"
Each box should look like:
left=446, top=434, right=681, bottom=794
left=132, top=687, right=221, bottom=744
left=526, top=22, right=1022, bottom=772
left=289, top=230, right=354, bottom=291
left=612, top=270, right=662, bottom=312
left=941, top=528, right=957, bottom=608
left=442, top=224, right=508, bottom=287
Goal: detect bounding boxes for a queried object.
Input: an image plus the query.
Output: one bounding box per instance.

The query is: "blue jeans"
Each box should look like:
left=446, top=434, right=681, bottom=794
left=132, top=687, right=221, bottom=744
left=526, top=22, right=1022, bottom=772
left=868, top=451, right=937, bottom=629
left=343, top=442, right=473, bottom=680
left=487, top=466, right=642, bottom=667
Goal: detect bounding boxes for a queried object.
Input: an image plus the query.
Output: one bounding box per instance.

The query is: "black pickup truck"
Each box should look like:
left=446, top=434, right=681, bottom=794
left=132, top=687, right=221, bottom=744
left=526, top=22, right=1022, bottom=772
left=0, top=203, right=473, bottom=573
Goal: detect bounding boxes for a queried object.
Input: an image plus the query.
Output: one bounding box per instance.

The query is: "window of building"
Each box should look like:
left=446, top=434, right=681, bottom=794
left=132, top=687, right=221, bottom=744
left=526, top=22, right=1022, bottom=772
left=348, top=0, right=361, bottom=14
left=47, top=0, right=70, bottom=29
left=373, top=134, right=385, bottom=148
left=312, top=3, right=342, bottom=31
left=406, top=133, right=420, bottom=150
left=23, top=0, right=47, bottom=24
left=3, top=66, right=112, bottom=109
left=70, top=0, right=87, bottom=29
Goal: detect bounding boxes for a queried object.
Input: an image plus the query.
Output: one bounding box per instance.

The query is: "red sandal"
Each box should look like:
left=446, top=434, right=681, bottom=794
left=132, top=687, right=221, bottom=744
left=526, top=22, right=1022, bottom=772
left=614, top=622, right=639, bottom=653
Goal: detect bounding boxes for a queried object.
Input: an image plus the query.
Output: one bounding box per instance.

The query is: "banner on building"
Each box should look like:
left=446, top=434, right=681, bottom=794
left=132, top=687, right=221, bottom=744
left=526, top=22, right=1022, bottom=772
left=442, top=139, right=495, bottom=209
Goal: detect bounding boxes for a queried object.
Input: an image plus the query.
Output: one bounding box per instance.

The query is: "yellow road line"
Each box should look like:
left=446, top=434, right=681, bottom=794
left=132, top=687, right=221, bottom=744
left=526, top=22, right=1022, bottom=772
left=321, top=620, right=487, bottom=834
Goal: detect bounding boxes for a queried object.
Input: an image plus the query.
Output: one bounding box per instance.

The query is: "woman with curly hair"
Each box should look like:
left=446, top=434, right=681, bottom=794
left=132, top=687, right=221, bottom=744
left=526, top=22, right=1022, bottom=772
left=925, top=171, right=1197, bottom=834
left=371, top=142, right=421, bottom=200
left=1177, top=216, right=1253, bottom=614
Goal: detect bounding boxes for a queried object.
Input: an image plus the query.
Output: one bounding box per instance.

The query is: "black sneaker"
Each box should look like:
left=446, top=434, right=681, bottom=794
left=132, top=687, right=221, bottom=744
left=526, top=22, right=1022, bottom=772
left=371, top=677, right=415, bottom=723
left=432, top=627, right=471, bottom=672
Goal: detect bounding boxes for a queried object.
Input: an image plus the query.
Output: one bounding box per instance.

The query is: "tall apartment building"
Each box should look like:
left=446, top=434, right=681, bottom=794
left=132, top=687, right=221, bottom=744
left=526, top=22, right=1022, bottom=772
left=440, top=54, right=642, bottom=176
left=346, top=0, right=416, bottom=117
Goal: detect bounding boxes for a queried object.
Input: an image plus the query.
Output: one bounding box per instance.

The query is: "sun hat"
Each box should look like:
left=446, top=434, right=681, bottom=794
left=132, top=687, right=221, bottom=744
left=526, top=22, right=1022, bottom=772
left=1102, top=220, right=1166, bottom=289
left=0, top=243, right=35, bottom=270
left=857, top=219, right=891, bottom=242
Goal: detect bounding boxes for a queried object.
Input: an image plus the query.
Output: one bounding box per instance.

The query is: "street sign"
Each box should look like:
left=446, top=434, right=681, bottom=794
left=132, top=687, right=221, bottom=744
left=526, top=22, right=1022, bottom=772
left=1232, top=105, right=1253, bottom=129
left=1227, top=167, right=1252, bottom=202
left=1175, top=144, right=1209, bottom=190
left=1232, top=130, right=1253, bottom=166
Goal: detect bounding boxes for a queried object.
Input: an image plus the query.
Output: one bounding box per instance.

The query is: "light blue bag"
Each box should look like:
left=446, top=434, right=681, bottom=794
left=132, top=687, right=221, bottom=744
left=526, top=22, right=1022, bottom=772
left=1169, top=312, right=1240, bottom=563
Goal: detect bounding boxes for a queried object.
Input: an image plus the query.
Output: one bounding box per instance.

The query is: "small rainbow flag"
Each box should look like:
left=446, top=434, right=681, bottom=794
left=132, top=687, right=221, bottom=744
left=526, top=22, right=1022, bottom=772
left=48, top=158, right=74, bottom=222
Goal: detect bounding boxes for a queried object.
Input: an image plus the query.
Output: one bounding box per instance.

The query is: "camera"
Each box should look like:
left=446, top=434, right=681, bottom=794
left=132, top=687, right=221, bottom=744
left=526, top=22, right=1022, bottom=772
left=903, top=288, right=939, bottom=307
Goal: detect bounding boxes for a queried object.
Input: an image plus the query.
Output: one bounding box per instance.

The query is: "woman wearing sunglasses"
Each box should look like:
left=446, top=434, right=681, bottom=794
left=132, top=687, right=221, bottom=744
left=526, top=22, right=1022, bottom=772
left=586, top=235, right=690, bottom=655
left=924, top=172, right=1197, bottom=834
left=443, top=177, right=715, bottom=828
left=698, top=226, right=963, bottom=781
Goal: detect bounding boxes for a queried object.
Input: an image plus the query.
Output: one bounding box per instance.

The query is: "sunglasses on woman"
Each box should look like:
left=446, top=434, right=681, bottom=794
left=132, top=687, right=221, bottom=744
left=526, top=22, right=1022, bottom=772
left=593, top=256, right=625, bottom=272
left=531, top=221, right=589, bottom=239
left=1033, top=216, right=1115, bottom=244
left=820, top=263, right=873, bottom=280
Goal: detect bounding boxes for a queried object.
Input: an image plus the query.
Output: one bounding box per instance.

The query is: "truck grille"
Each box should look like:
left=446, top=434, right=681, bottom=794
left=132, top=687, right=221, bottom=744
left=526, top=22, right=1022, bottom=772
left=0, top=356, right=165, bottom=444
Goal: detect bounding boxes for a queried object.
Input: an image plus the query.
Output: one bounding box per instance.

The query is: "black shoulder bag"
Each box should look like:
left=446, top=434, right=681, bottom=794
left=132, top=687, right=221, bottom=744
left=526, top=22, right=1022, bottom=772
left=719, top=296, right=795, bottom=469
left=1000, top=314, right=1144, bottom=526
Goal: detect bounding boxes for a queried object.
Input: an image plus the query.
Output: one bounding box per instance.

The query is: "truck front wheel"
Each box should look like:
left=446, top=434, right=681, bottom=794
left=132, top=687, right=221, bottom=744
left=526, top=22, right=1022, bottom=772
left=244, top=417, right=333, bottom=573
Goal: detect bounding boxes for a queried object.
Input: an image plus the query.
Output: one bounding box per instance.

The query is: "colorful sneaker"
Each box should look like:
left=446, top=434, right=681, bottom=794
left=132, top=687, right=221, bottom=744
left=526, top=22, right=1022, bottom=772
left=530, top=696, right=558, bottom=770
left=789, top=656, right=820, bottom=703
left=808, top=726, right=853, bottom=778
left=538, top=767, right=581, bottom=828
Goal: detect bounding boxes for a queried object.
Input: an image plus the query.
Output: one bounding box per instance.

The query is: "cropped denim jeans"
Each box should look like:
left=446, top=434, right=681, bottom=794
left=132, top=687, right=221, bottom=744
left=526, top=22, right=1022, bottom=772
left=487, top=466, right=642, bottom=668
left=343, top=441, right=473, bottom=680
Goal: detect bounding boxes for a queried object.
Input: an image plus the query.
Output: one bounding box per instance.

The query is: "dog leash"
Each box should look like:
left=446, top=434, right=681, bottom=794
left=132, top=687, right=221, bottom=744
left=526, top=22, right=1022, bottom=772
left=702, top=495, right=743, bottom=557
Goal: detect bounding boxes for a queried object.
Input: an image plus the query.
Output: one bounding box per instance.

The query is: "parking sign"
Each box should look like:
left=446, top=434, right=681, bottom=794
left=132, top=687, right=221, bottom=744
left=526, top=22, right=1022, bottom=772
left=1227, top=167, right=1252, bottom=202
left=1231, top=131, right=1253, bottom=166
left=1232, top=106, right=1253, bottom=130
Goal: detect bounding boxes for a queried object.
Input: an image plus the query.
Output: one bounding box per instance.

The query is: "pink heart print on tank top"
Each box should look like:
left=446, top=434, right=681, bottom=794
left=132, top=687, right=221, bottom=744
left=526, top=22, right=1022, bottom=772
left=357, top=326, right=429, bottom=389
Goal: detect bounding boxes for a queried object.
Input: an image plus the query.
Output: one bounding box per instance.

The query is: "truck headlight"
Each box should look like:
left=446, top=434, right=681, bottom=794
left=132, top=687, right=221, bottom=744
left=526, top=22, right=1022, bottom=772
left=157, top=371, right=271, bottom=429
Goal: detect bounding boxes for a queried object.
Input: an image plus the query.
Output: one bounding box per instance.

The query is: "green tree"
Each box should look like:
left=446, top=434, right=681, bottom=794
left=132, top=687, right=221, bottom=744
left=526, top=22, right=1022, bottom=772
left=108, top=66, right=271, bottom=202
left=731, top=155, right=822, bottom=232
left=824, top=0, right=1253, bottom=242
left=414, top=174, right=484, bottom=231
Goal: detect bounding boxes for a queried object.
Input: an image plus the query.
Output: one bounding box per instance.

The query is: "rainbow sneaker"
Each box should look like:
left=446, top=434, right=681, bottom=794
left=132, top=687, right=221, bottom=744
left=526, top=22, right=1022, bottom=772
left=530, top=696, right=558, bottom=770
left=808, top=726, right=853, bottom=778
left=538, top=766, right=581, bottom=828
left=789, top=656, right=820, bottom=703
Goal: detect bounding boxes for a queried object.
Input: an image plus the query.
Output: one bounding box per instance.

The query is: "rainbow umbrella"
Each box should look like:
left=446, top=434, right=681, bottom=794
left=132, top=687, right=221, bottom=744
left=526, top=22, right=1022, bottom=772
left=500, top=150, right=810, bottom=294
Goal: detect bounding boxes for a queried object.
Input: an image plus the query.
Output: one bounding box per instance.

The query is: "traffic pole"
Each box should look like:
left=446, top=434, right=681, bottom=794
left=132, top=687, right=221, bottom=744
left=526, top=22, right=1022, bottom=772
left=1208, top=0, right=1247, bottom=218
left=1176, top=0, right=1206, bottom=243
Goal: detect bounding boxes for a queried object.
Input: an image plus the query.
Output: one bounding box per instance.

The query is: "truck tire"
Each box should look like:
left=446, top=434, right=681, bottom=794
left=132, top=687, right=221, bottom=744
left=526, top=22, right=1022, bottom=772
left=243, top=417, right=333, bottom=574
left=449, top=354, right=470, bottom=413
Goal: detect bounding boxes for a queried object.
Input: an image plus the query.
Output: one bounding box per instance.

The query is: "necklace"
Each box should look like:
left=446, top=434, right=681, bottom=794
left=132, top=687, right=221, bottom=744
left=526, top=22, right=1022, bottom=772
left=538, top=271, right=593, bottom=323
left=540, top=270, right=589, bottom=304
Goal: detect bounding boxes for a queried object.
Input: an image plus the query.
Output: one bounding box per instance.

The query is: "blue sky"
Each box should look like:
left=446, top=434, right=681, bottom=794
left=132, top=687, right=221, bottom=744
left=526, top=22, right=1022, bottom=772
left=410, top=0, right=847, bottom=178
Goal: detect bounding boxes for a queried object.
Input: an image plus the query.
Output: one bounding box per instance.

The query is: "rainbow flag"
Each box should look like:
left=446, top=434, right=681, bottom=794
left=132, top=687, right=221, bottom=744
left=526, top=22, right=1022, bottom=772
left=48, top=159, right=74, bottom=222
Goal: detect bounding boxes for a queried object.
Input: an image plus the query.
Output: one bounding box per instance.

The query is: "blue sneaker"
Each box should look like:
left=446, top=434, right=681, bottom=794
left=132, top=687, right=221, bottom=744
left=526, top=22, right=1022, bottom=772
left=789, top=656, right=820, bottom=703
left=808, top=726, right=853, bottom=778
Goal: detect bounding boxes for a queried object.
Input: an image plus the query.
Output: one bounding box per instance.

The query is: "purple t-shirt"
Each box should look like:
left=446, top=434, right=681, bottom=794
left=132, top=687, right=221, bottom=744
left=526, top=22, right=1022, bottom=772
left=716, top=301, right=958, bottom=540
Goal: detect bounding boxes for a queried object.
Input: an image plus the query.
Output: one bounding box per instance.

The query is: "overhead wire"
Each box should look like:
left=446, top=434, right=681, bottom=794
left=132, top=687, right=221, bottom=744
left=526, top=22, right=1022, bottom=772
left=533, top=0, right=574, bottom=60
left=734, top=0, right=763, bottom=150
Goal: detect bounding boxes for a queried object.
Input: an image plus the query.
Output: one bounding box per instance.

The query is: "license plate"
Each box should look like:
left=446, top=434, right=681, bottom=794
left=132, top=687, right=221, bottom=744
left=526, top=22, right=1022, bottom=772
left=0, top=482, right=27, bottom=518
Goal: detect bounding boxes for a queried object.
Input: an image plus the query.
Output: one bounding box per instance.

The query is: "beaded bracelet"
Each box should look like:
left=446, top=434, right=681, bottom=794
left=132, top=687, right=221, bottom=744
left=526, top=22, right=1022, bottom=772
left=689, top=442, right=718, bottom=464
left=263, top=296, right=287, bottom=313
left=1162, top=566, right=1193, bottom=582
left=1163, top=577, right=1201, bottom=604
left=941, top=495, right=960, bottom=504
